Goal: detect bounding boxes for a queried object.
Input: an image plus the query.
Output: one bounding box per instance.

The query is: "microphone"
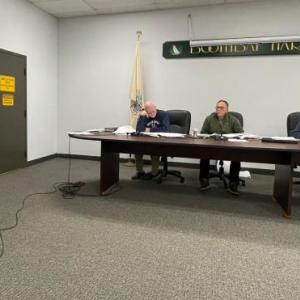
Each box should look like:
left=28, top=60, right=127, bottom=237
left=219, top=119, right=224, bottom=136
left=211, top=134, right=228, bottom=141
left=218, top=119, right=227, bottom=140
left=131, top=131, right=142, bottom=136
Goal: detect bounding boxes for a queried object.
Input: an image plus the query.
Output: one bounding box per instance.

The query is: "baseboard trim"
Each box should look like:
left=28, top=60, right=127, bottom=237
left=26, top=154, right=58, bottom=166
left=57, top=153, right=100, bottom=161
left=32, top=153, right=300, bottom=178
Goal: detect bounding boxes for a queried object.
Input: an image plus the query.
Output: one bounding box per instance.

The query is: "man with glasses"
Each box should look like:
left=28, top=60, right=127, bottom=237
left=199, top=99, right=243, bottom=195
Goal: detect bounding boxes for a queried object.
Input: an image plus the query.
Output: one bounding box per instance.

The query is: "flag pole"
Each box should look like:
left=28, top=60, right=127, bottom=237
left=124, top=31, right=144, bottom=167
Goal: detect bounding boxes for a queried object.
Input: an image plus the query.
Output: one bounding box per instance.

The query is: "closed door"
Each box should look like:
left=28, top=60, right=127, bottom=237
left=0, top=49, right=27, bottom=174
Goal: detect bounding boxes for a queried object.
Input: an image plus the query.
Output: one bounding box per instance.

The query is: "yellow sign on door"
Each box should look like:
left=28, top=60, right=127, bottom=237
left=0, top=75, right=16, bottom=92
left=2, top=94, right=14, bottom=106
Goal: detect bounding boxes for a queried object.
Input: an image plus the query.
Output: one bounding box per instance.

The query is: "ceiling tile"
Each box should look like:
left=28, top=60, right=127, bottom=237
left=34, top=0, right=93, bottom=15
left=25, top=0, right=275, bottom=18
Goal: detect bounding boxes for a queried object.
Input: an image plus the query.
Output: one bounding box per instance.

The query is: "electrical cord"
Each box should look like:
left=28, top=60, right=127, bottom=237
left=57, top=181, right=85, bottom=198
left=0, top=180, right=100, bottom=258
left=0, top=182, right=62, bottom=258
left=62, top=136, right=100, bottom=198
left=0, top=136, right=100, bottom=258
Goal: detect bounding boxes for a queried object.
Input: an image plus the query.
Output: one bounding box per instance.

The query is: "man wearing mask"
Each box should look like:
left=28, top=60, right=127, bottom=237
left=132, top=101, right=170, bottom=180
left=199, top=99, right=243, bottom=195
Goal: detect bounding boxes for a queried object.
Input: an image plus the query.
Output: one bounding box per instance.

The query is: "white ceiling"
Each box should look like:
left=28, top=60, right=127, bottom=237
left=26, top=0, right=268, bottom=18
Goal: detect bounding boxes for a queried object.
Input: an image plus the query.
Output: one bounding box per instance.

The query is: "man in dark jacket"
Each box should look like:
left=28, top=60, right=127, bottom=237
left=199, top=99, right=243, bottom=195
left=132, top=101, right=170, bottom=180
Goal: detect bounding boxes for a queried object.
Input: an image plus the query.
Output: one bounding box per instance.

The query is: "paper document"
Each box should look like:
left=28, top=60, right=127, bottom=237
left=240, top=133, right=260, bottom=139
left=142, top=132, right=186, bottom=138
left=222, top=133, right=243, bottom=138
left=197, top=133, right=210, bottom=138
left=239, top=171, right=251, bottom=179
left=114, top=125, right=136, bottom=135
left=86, top=128, right=105, bottom=133
left=195, top=133, right=261, bottom=140
left=271, top=136, right=297, bottom=141
left=157, top=132, right=186, bottom=138
left=68, top=131, right=95, bottom=135
left=141, top=132, right=160, bottom=138
left=228, top=138, right=248, bottom=143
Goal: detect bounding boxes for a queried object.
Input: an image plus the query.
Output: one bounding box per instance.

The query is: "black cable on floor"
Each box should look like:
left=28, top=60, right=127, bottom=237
left=0, top=179, right=101, bottom=259
left=57, top=181, right=85, bottom=198
left=61, top=136, right=100, bottom=198
left=0, top=182, right=62, bottom=258
left=0, top=137, right=101, bottom=258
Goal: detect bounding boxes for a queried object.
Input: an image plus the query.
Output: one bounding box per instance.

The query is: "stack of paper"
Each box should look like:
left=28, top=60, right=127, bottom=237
left=86, top=128, right=105, bottom=133
left=271, top=136, right=297, bottom=141
left=142, top=132, right=186, bottom=138
left=228, top=138, right=248, bottom=143
left=114, top=125, right=136, bottom=135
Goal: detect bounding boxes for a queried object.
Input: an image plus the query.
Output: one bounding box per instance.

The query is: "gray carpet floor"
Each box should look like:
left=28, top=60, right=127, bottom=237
left=0, top=158, right=300, bottom=299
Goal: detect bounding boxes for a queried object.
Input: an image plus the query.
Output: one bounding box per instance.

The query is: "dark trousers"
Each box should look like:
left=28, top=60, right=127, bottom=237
left=199, top=159, right=241, bottom=183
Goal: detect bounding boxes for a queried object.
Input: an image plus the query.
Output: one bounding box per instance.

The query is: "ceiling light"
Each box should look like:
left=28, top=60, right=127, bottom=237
left=190, top=35, right=300, bottom=47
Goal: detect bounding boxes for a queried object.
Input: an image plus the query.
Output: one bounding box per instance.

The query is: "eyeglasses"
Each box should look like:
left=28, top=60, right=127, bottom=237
left=216, top=106, right=226, bottom=110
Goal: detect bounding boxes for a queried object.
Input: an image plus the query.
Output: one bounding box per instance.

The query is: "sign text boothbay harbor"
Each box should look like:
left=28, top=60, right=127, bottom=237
left=163, top=41, right=300, bottom=58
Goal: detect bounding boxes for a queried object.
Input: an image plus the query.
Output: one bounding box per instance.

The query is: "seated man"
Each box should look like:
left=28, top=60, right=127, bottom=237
left=132, top=101, right=170, bottom=180
left=199, top=99, right=243, bottom=195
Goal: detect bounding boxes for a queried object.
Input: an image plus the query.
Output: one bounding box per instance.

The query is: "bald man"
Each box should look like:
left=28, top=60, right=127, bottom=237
left=132, top=101, right=170, bottom=180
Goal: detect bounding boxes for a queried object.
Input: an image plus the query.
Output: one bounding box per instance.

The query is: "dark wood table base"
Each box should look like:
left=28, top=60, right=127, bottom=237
left=69, top=133, right=300, bottom=217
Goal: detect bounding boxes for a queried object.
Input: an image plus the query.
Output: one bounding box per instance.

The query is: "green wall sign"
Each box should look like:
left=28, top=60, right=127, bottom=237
left=163, top=40, right=300, bottom=59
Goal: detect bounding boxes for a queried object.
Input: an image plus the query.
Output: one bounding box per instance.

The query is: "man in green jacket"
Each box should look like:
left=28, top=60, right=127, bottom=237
left=199, top=99, right=243, bottom=195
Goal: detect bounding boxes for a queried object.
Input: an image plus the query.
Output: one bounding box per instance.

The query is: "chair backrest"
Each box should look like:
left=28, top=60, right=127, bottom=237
left=167, top=110, right=191, bottom=134
left=287, top=112, right=300, bottom=136
left=229, top=111, right=244, bottom=128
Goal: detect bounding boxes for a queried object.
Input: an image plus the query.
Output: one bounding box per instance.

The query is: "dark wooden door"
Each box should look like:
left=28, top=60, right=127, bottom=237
left=0, top=49, right=27, bottom=174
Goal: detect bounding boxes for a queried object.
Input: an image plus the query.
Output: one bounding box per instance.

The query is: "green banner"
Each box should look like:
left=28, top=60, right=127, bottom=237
left=163, top=40, right=300, bottom=59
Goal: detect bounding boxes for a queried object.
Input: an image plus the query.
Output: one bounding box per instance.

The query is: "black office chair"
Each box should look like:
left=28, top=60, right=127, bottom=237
left=287, top=112, right=300, bottom=137
left=287, top=112, right=300, bottom=184
left=156, top=110, right=191, bottom=184
left=209, top=111, right=246, bottom=188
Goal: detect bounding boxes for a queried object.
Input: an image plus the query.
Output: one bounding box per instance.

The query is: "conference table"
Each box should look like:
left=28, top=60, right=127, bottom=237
left=68, top=132, right=300, bottom=217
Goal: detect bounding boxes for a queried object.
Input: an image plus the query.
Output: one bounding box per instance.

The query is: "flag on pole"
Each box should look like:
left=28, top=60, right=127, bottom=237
left=129, top=31, right=144, bottom=128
